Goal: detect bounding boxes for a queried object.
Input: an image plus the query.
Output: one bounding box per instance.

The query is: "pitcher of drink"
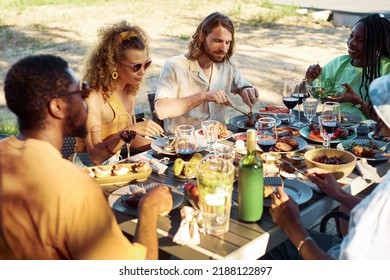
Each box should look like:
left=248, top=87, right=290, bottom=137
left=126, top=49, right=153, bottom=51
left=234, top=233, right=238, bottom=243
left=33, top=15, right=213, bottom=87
left=196, top=156, right=235, bottom=235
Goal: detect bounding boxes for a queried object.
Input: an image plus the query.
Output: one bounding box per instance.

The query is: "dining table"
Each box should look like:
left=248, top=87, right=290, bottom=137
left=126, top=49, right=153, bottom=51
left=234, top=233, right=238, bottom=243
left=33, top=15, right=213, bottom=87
left=106, top=111, right=390, bottom=260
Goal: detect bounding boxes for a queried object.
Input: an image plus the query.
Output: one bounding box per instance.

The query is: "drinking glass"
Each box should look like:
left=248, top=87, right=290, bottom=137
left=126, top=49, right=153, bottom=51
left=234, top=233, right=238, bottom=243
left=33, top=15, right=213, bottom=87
left=322, top=101, right=341, bottom=123
left=303, top=98, right=318, bottom=126
left=214, top=145, right=236, bottom=163
left=291, top=78, right=309, bottom=128
left=175, top=125, right=198, bottom=183
left=196, top=156, right=235, bottom=235
left=118, top=111, right=137, bottom=162
left=318, top=114, right=339, bottom=149
left=201, top=120, right=220, bottom=154
left=282, top=81, right=298, bottom=127
left=257, top=117, right=278, bottom=153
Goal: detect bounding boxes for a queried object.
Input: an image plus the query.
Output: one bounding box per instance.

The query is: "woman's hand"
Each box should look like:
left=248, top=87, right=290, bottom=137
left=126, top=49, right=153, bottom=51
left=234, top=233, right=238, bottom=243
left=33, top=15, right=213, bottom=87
left=133, top=119, right=164, bottom=136
left=327, top=83, right=361, bottom=104
left=270, top=187, right=302, bottom=232
left=305, top=64, right=322, bottom=82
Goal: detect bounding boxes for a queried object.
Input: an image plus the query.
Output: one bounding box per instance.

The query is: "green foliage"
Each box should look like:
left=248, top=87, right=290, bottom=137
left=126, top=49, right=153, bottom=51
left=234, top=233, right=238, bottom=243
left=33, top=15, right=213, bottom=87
left=0, top=119, right=19, bottom=135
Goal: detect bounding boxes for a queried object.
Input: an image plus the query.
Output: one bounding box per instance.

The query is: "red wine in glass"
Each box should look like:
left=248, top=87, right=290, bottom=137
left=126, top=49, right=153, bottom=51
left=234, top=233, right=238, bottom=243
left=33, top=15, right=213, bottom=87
left=258, top=139, right=277, bottom=152
left=177, top=144, right=197, bottom=161
left=322, top=122, right=339, bottom=133
left=119, top=130, right=137, bottom=144
left=283, top=97, right=299, bottom=109
left=292, top=92, right=309, bottom=105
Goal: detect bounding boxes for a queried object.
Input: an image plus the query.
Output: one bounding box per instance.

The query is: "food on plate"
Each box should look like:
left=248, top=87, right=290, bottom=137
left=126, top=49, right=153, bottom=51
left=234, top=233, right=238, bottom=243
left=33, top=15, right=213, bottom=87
left=308, top=123, right=355, bottom=141
left=273, top=136, right=298, bottom=152
left=198, top=124, right=229, bottom=139
left=312, top=155, right=347, bottom=164
left=279, top=161, right=296, bottom=174
left=279, top=136, right=299, bottom=149
left=121, top=188, right=147, bottom=208
left=131, top=161, right=151, bottom=173
left=173, top=153, right=203, bottom=177
left=351, top=145, right=376, bottom=158
left=371, top=131, right=390, bottom=142
left=259, top=106, right=289, bottom=114
left=92, top=165, right=112, bottom=178
left=274, top=127, right=300, bottom=137
left=112, top=164, right=129, bottom=176
left=264, top=185, right=276, bottom=198
left=274, top=142, right=293, bottom=152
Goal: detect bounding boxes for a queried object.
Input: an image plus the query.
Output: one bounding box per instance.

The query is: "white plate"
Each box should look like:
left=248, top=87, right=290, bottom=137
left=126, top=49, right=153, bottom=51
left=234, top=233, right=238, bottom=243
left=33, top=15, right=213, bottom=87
left=263, top=177, right=313, bottom=207
left=336, top=138, right=390, bottom=161
left=151, top=137, right=206, bottom=155
left=108, top=183, right=184, bottom=216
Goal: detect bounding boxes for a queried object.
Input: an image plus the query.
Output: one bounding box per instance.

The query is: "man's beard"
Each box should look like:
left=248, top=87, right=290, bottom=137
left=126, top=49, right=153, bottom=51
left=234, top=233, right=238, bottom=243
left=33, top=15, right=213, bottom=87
left=202, top=43, right=226, bottom=63
left=64, top=108, right=88, bottom=138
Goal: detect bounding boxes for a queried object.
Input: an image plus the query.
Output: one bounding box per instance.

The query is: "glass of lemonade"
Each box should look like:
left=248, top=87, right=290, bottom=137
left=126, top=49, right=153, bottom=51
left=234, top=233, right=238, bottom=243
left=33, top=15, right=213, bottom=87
left=196, top=156, right=235, bottom=235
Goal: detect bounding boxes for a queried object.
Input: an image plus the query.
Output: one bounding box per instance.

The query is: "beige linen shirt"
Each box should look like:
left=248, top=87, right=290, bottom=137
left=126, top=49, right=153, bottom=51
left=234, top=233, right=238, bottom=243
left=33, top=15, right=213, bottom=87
left=156, top=54, right=251, bottom=134
left=0, top=136, right=146, bottom=260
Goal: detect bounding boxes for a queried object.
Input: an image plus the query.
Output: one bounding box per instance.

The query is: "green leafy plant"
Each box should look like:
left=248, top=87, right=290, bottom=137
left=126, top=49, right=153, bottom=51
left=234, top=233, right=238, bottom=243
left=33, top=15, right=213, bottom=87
left=0, top=119, right=19, bottom=135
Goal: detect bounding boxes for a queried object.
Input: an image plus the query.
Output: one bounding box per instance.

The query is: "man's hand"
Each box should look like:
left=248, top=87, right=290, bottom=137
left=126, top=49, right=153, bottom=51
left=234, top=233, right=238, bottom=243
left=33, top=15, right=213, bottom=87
left=206, top=90, right=234, bottom=106
left=138, top=185, right=173, bottom=216
left=240, top=87, right=259, bottom=109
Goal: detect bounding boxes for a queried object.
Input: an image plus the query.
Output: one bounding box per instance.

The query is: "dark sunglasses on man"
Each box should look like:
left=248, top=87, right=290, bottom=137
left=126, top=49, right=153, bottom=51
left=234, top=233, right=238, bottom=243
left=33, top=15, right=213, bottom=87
left=52, top=81, right=91, bottom=100
left=118, top=59, right=152, bottom=73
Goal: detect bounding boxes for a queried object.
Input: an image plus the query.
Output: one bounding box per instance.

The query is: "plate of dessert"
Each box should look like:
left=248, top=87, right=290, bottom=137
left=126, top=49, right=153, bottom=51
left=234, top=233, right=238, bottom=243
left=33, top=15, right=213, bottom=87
left=108, top=183, right=184, bottom=216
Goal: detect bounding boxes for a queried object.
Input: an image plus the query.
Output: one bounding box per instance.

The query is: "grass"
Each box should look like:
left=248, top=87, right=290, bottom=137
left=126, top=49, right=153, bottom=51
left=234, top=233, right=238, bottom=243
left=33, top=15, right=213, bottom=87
left=0, top=119, right=19, bottom=135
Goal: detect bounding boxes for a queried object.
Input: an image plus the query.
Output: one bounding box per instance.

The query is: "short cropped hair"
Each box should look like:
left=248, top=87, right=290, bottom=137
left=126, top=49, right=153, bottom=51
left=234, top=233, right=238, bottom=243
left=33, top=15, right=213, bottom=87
left=4, top=54, right=72, bottom=131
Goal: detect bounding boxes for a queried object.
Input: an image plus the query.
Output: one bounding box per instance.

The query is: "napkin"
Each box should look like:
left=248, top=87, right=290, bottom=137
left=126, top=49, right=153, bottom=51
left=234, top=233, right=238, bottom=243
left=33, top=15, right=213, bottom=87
left=173, top=206, right=201, bottom=246
left=129, top=152, right=168, bottom=174
left=356, top=158, right=383, bottom=183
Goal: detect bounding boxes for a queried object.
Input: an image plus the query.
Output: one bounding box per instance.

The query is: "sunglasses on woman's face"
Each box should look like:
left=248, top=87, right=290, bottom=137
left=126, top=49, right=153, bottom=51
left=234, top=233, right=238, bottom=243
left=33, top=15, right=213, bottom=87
left=118, top=59, right=152, bottom=73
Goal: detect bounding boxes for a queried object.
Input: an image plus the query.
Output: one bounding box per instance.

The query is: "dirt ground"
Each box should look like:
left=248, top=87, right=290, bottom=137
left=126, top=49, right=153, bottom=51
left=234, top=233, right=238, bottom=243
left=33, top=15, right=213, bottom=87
left=0, top=1, right=351, bottom=120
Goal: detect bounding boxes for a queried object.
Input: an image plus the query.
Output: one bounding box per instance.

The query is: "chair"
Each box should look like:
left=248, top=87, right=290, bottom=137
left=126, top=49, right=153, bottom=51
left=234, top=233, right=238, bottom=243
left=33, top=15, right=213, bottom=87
left=61, top=136, right=76, bottom=159
left=147, top=93, right=164, bottom=127
left=319, top=211, right=350, bottom=238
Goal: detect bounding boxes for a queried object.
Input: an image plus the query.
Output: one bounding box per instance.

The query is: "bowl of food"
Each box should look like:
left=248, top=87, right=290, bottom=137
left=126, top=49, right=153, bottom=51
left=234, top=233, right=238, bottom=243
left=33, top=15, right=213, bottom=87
left=304, top=148, right=357, bottom=180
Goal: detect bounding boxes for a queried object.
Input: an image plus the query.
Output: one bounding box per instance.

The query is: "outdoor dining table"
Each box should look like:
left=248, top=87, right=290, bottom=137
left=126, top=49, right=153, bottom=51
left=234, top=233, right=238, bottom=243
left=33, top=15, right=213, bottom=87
left=109, top=117, right=390, bottom=260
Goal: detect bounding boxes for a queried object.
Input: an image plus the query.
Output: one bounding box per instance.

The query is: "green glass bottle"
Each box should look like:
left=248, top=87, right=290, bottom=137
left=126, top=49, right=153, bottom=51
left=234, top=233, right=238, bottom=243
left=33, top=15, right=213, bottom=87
left=238, top=129, right=264, bottom=222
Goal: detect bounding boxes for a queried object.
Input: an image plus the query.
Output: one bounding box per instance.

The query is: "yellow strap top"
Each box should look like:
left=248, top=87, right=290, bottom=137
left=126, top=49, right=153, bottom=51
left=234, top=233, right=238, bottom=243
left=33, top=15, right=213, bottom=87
left=75, top=94, right=130, bottom=153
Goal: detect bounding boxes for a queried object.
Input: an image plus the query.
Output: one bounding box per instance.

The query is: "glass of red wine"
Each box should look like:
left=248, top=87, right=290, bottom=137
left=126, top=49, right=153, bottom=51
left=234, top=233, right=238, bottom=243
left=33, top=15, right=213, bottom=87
left=257, top=117, right=278, bottom=153
left=291, top=78, right=309, bottom=128
left=175, top=125, right=198, bottom=183
left=118, top=111, right=137, bottom=162
left=319, top=114, right=339, bottom=149
left=283, top=81, right=299, bottom=127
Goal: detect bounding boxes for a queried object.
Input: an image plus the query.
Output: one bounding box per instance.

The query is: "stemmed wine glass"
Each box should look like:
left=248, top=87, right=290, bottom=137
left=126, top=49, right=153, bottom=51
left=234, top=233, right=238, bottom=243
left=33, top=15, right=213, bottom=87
left=291, top=78, right=309, bottom=128
left=257, top=117, right=278, bottom=153
left=322, top=101, right=341, bottom=123
left=303, top=98, right=319, bottom=126
left=118, top=111, right=137, bottom=162
left=175, top=125, right=198, bottom=183
left=201, top=120, right=220, bottom=154
left=319, top=114, right=339, bottom=149
left=282, top=81, right=299, bottom=127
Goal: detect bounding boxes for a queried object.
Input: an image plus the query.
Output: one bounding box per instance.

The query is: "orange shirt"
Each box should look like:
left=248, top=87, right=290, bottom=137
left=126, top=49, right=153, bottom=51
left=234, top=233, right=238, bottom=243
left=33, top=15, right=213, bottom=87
left=0, top=136, right=146, bottom=259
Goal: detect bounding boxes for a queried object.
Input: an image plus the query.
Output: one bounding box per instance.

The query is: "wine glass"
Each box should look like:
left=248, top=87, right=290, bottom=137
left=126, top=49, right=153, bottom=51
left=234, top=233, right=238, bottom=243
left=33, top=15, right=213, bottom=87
left=201, top=120, right=220, bottom=154
left=291, top=78, right=309, bottom=128
left=257, top=117, right=278, bottom=153
left=318, top=114, right=339, bottom=149
left=282, top=81, right=299, bottom=127
left=118, top=111, right=137, bottom=162
left=303, top=98, right=319, bottom=126
left=175, top=125, right=198, bottom=183
left=322, top=101, right=341, bottom=123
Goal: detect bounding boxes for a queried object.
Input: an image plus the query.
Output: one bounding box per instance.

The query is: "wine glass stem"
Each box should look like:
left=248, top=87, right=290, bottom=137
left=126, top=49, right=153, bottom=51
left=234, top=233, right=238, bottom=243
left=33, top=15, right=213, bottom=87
left=288, top=109, right=292, bottom=126
left=297, top=106, right=301, bottom=123
left=184, top=161, right=189, bottom=183
left=126, top=143, right=131, bottom=160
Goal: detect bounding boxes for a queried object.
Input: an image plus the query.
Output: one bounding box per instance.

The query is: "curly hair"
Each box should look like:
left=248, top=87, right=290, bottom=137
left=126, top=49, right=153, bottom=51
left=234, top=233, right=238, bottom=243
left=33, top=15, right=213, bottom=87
left=357, top=14, right=390, bottom=101
left=4, top=55, right=72, bottom=131
left=186, top=12, right=235, bottom=62
left=83, top=21, right=150, bottom=102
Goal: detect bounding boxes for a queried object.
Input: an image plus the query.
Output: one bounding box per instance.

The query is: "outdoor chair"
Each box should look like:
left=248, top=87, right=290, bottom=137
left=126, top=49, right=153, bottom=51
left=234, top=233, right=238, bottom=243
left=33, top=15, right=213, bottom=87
left=147, top=93, right=164, bottom=127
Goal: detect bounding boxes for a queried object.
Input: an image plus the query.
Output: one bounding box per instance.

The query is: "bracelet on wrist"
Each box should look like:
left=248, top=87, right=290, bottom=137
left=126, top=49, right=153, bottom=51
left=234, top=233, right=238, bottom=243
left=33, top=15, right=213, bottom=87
left=354, top=99, right=364, bottom=109
left=297, top=236, right=313, bottom=254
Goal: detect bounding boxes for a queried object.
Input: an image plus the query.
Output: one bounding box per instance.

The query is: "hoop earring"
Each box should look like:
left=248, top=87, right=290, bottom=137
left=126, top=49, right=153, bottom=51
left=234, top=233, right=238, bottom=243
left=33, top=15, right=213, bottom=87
left=112, top=71, right=118, bottom=80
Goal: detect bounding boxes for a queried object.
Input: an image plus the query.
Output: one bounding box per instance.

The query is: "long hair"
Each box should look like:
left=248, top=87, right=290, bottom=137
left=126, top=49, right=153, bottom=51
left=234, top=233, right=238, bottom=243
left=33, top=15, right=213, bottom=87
left=358, top=14, right=390, bottom=100
left=83, top=21, right=150, bottom=101
left=186, top=12, right=235, bottom=62
left=5, top=55, right=71, bottom=131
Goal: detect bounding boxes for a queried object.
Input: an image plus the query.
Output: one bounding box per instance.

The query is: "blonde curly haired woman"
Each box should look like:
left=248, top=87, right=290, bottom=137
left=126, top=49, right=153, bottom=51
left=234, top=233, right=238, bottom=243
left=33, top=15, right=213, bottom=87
left=73, top=21, right=164, bottom=166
